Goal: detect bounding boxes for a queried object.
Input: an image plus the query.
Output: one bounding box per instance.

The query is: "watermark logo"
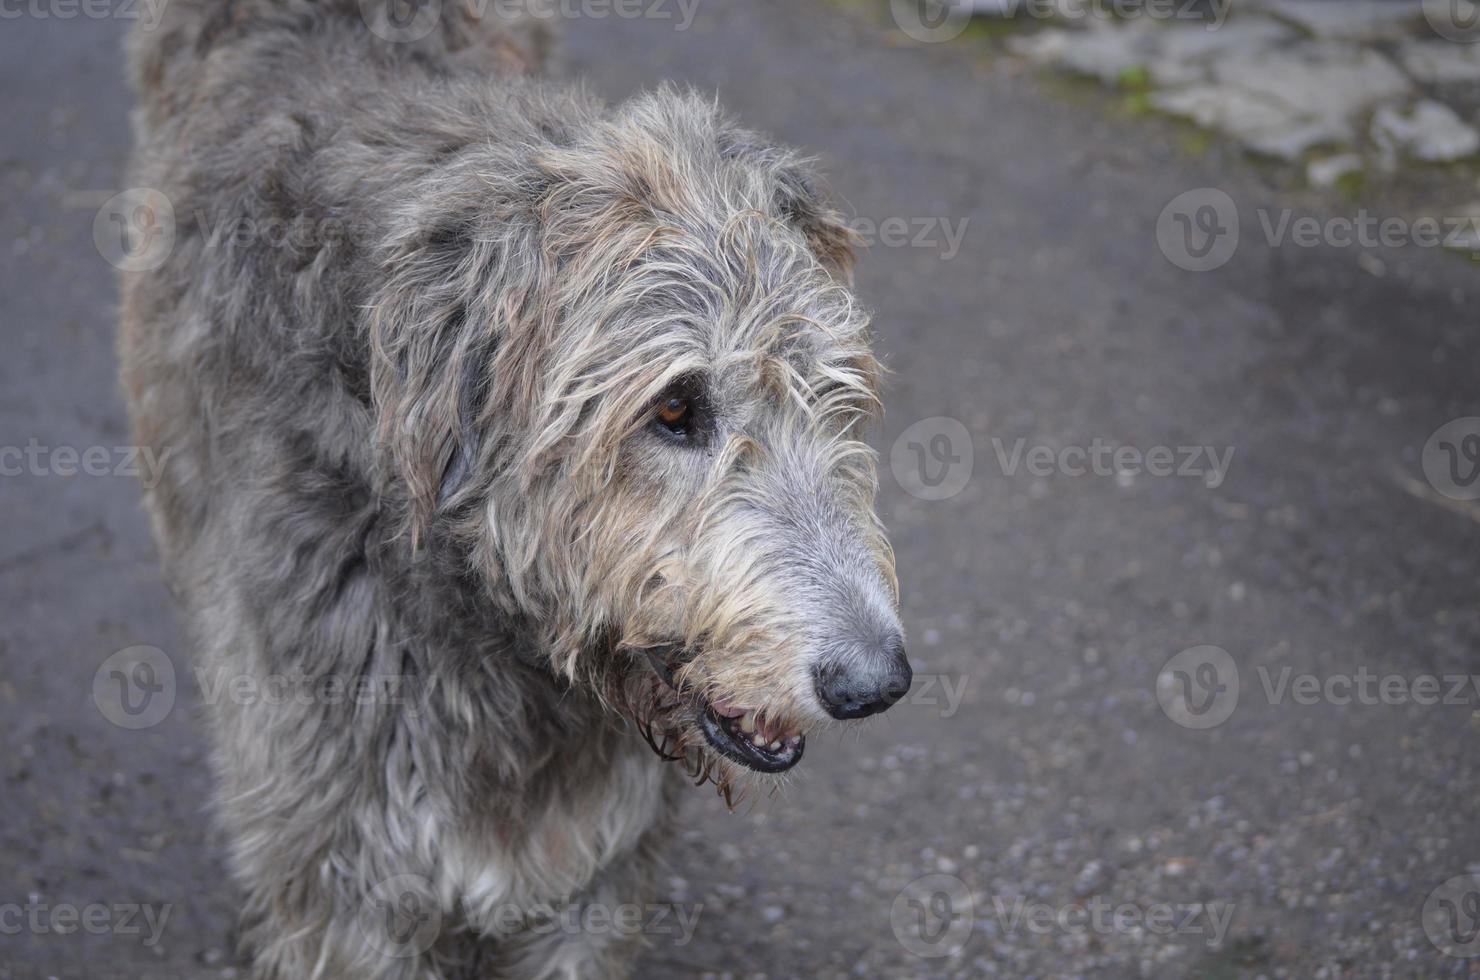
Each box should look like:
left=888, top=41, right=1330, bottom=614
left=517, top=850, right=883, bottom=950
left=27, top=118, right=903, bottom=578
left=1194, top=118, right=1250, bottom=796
left=1157, top=188, right=1239, bottom=273
left=93, top=188, right=175, bottom=272
left=890, top=0, right=973, bottom=43
left=891, top=417, right=973, bottom=501
left=359, top=0, right=441, bottom=41
left=1157, top=645, right=1238, bottom=729
left=891, top=873, right=974, bottom=958
left=93, top=645, right=176, bottom=730
left=360, top=874, right=443, bottom=958
left=1424, top=0, right=1480, bottom=42
left=1424, top=874, right=1480, bottom=957
left=1423, top=418, right=1480, bottom=502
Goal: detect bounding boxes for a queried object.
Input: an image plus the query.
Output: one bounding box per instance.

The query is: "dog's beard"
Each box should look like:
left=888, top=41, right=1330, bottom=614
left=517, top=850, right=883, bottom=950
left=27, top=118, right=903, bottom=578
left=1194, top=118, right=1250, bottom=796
left=618, top=663, right=742, bottom=808
left=612, top=645, right=809, bottom=811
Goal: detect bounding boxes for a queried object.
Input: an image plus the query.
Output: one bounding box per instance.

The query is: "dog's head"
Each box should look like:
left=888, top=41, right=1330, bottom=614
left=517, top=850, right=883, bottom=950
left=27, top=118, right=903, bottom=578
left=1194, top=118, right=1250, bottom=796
left=371, top=87, right=908, bottom=797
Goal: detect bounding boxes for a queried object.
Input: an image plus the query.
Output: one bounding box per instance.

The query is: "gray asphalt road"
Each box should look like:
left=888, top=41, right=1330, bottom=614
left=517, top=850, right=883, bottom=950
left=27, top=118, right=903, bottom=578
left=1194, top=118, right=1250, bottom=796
left=4, top=2, right=1480, bottom=977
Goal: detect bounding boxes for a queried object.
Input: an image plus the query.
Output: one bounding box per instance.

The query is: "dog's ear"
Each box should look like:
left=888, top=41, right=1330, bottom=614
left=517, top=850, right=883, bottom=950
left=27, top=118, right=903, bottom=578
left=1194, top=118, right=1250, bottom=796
left=770, top=164, right=862, bottom=283
left=369, top=213, right=512, bottom=542
left=435, top=325, right=490, bottom=510
left=720, top=130, right=862, bottom=282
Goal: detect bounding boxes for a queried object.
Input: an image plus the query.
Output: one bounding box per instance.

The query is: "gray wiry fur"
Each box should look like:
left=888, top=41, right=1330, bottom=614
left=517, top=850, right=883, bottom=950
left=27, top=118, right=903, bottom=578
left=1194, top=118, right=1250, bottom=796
left=119, top=2, right=901, bottom=976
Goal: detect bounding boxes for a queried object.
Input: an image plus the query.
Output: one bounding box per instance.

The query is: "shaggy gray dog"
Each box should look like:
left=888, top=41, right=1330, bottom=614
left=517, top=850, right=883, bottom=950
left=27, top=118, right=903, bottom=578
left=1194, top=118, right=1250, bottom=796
left=119, top=1, right=909, bottom=976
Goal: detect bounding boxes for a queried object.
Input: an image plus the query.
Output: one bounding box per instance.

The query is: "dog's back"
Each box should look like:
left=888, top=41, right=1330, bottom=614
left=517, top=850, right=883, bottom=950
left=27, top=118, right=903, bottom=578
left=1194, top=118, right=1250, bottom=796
left=117, top=0, right=581, bottom=568
left=127, top=0, right=553, bottom=133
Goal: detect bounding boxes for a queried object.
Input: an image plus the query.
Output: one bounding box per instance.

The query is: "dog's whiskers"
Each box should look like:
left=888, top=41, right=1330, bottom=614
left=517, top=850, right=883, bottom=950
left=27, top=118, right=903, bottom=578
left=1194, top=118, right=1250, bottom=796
left=629, top=713, right=746, bottom=811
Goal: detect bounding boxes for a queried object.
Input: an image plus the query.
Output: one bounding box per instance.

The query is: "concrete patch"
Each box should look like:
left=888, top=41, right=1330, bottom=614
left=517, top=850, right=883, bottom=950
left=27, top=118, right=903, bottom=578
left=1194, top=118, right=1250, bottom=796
left=1306, top=152, right=1364, bottom=188
left=1372, top=99, right=1480, bottom=164
left=1010, top=21, right=1159, bottom=84
left=1253, top=0, right=1425, bottom=42
left=1151, top=85, right=1344, bottom=160
left=1397, top=39, right=1480, bottom=84
left=1211, top=43, right=1411, bottom=127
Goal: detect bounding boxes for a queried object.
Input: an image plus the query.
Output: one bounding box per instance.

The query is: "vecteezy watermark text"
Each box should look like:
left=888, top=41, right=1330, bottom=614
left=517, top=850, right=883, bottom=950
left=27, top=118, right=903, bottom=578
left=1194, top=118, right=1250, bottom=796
left=483, top=900, right=702, bottom=946
left=357, top=874, right=702, bottom=959
left=888, top=872, right=1235, bottom=960
left=1158, top=187, right=1480, bottom=272
left=991, top=437, right=1235, bottom=488
left=1158, top=645, right=1480, bottom=730
left=991, top=895, right=1236, bottom=948
left=850, top=216, right=969, bottom=260
left=358, top=0, right=700, bottom=43
left=97, top=193, right=967, bottom=273
left=889, top=0, right=1229, bottom=44
left=1257, top=209, right=1480, bottom=251
left=469, top=0, right=700, bottom=28
left=0, top=0, right=166, bottom=28
left=0, top=901, right=172, bottom=947
left=1258, top=666, right=1480, bottom=707
left=0, top=440, right=171, bottom=488
left=907, top=674, right=969, bottom=718
left=195, top=666, right=428, bottom=714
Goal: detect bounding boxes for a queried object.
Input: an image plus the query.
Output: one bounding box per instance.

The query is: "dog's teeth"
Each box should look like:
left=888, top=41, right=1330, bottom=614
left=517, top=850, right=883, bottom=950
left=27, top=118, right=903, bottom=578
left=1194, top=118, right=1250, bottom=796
left=789, top=735, right=802, bottom=745
left=752, top=733, right=767, bottom=748
left=740, top=712, right=756, bottom=734
left=769, top=739, right=782, bottom=751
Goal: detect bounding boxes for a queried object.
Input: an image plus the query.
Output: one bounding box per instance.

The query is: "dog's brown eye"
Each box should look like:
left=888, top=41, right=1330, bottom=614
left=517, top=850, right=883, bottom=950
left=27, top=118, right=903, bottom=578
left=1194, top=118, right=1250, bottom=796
left=650, top=381, right=709, bottom=447
left=657, top=397, right=690, bottom=430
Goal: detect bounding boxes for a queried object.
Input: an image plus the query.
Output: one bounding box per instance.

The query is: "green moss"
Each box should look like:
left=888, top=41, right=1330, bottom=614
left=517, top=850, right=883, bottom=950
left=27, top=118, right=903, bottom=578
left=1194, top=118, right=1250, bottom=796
left=1333, top=167, right=1366, bottom=200
left=1121, top=91, right=1154, bottom=116
left=1116, top=64, right=1152, bottom=92
left=1178, top=128, right=1216, bottom=157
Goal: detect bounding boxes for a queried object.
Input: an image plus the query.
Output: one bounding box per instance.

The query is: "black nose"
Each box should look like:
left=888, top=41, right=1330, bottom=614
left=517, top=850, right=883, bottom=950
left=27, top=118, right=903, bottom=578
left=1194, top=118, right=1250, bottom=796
left=814, top=636, right=913, bottom=720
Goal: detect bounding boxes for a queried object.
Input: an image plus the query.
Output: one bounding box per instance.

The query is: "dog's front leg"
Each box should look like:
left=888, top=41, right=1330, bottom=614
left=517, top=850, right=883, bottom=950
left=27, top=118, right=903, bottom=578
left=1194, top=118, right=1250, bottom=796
left=492, top=849, right=660, bottom=980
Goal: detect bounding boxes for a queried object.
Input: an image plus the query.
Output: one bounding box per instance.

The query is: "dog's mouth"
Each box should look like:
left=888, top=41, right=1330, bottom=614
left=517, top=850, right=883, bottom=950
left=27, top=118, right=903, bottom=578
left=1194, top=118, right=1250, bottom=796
left=698, top=699, right=805, bottom=774
left=643, top=649, right=806, bottom=774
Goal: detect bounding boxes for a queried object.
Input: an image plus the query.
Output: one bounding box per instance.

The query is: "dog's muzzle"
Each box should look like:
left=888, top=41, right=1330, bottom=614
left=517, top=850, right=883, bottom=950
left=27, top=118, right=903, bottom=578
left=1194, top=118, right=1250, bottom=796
left=643, top=649, right=806, bottom=774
